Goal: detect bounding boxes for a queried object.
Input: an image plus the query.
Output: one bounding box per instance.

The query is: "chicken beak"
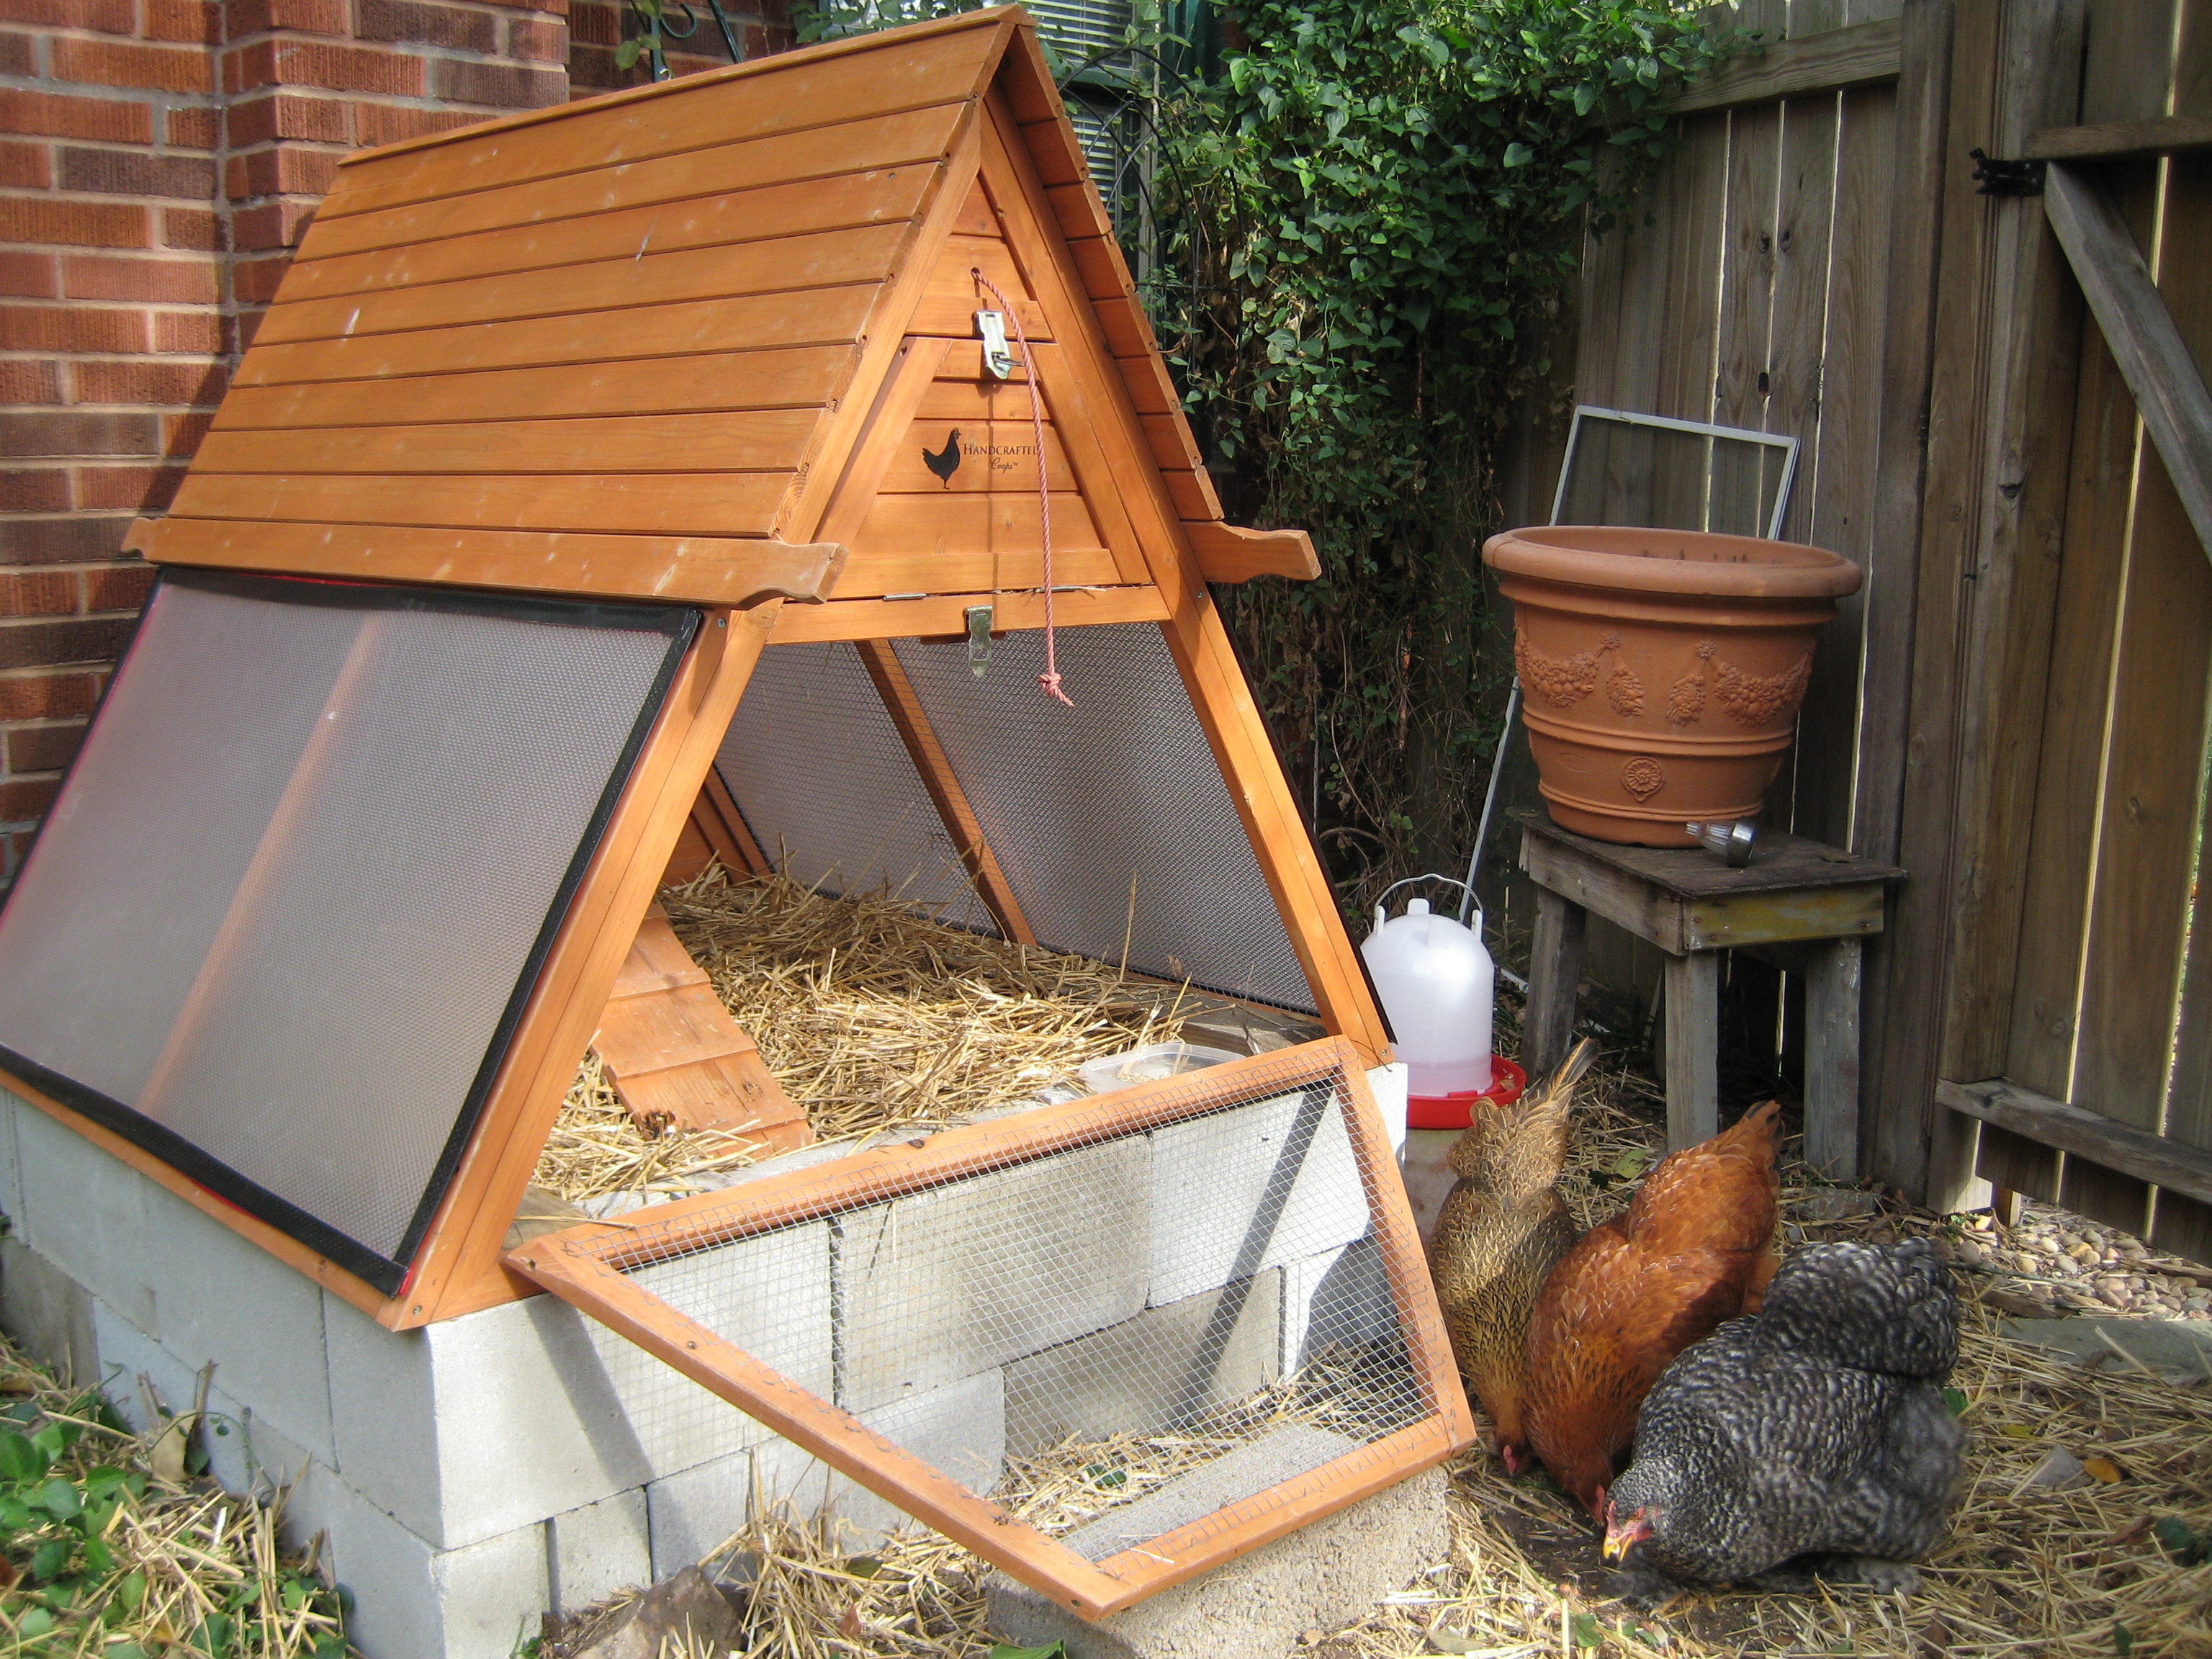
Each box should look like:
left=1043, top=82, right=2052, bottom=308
left=1601, top=1511, right=1651, bottom=1564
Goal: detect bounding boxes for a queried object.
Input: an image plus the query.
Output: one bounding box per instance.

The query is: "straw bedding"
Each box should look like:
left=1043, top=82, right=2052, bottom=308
left=0, top=1335, right=346, bottom=1657
left=611, top=1041, right=2212, bottom=1659
left=533, top=868, right=1205, bottom=1205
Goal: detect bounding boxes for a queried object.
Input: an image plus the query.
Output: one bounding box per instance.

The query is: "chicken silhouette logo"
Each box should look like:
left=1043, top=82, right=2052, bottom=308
left=922, top=429, right=961, bottom=487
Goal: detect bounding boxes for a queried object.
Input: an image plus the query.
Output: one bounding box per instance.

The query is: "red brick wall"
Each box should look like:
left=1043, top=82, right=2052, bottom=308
left=0, top=0, right=569, bottom=878
left=0, top=0, right=805, bottom=879
left=567, top=0, right=784, bottom=95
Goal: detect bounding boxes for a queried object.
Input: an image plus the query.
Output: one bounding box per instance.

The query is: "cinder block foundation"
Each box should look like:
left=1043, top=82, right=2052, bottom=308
left=0, top=1069, right=1416, bottom=1658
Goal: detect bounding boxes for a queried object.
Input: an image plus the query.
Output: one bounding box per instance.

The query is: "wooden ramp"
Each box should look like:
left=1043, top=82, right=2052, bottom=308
left=594, top=905, right=811, bottom=1154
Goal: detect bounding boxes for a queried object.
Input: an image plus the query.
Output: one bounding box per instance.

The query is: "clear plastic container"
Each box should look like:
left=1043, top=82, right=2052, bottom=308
left=1360, top=889, right=1494, bottom=1098
left=1077, top=1040, right=1243, bottom=1094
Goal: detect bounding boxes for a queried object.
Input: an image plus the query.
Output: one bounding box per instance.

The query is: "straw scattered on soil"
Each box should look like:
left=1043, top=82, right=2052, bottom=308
left=0, top=1331, right=345, bottom=1658
left=533, top=867, right=1202, bottom=1205
left=626, top=1030, right=2212, bottom=1659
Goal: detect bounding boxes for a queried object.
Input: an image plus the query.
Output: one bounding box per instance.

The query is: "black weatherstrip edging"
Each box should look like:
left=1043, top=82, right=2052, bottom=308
left=0, top=567, right=702, bottom=1300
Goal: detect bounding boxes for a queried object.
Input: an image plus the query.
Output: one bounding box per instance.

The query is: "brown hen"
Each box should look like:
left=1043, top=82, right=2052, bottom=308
left=1429, top=1038, right=1598, bottom=1470
left=1522, top=1097, right=1781, bottom=1515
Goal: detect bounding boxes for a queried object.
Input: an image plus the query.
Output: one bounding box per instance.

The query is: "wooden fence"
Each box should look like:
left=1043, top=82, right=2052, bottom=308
left=1509, top=0, right=2212, bottom=1264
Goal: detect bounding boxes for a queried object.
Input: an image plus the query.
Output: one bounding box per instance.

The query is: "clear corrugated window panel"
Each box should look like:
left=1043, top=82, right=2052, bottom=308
left=0, top=572, right=693, bottom=1285
left=555, top=1051, right=1422, bottom=1568
left=712, top=640, right=996, bottom=931
left=894, top=626, right=1315, bottom=1012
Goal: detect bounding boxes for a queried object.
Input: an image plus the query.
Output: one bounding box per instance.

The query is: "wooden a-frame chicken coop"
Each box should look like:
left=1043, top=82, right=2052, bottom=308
left=0, top=6, right=1463, bottom=1622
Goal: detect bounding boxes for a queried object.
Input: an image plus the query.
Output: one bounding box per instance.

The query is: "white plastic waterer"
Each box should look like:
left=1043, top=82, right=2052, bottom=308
left=1361, top=875, right=1525, bottom=1244
left=1362, top=878, right=1494, bottom=1100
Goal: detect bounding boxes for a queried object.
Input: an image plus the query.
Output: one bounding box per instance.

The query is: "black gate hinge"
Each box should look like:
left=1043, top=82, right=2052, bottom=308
left=1970, top=148, right=2047, bottom=197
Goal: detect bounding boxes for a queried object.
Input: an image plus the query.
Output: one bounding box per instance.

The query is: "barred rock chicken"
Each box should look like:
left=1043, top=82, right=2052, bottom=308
left=1523, top=1098, right=1781, bottom=1514
left=1429, top=1038, right=1599, bottom=1470
left=1601, top=1238, right=1964, bottom=1605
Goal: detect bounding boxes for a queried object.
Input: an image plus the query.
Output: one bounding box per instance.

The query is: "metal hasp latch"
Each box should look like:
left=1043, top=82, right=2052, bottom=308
left=975, top=310, right=1017, bottom=380
left=965, top=604, right=994, bottom=677
left=1970, top=148, right=2046, bottom=197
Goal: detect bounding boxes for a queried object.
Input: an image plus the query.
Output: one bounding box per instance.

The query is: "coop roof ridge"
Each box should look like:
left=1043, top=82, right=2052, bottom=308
left=338, top=5, right=1030, bottom=170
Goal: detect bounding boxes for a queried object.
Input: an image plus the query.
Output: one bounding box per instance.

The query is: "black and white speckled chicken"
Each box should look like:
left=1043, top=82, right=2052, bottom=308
left=1600, top=1238, right=1965, bottom=1606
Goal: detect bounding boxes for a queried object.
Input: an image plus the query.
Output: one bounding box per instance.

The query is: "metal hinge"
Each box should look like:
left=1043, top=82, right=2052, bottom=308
left=1970, top=148, right=2046, bottom=197
left=975, top=310, right=1018, bottom=379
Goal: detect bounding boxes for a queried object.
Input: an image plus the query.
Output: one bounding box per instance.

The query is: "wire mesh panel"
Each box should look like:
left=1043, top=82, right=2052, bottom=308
left=894, top=625, right=1316, bottom=1011
left=714, top=640, right=994, bottom=930
left=510, top=1040, right=1468, bottom=1617
left=0, top=570, right=696, bottom=1292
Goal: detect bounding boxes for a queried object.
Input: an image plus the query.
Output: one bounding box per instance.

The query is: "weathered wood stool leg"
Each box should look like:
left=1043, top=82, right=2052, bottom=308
left=1663, top=950, right=1719, bottom=1151
left=1803, top=935, right=1863, bottom=1179
left=1524, top=887, right=1587, bottom=1084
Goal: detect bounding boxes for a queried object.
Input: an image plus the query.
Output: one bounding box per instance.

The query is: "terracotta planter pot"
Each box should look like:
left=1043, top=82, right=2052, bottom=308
left=1482, top=526, right=1863, bottom=845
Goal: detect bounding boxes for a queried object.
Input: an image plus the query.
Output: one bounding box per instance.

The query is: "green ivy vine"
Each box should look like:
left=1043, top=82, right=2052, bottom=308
left=1150, top=1, right=1732, bottom=910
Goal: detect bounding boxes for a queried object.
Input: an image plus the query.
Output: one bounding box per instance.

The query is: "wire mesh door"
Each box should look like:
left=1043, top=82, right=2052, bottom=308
left=508, top=1039, right=1469, bottom=1617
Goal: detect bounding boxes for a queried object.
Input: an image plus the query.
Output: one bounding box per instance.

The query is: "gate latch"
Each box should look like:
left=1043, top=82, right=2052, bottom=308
left=1970, top=148, right=2046, bottom=197
left=965, top=604, right=994, bottom=677
left=975, top=310, right=1018, bottom=380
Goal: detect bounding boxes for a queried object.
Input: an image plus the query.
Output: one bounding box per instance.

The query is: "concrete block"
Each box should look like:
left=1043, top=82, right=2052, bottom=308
left=89, top=1298, right=200, bottom=1431
left=1280, top=1237, right=1401, bottom=1374
left=1397, top=1128, right=1460, bottom=1245
left=834, top=1367, right=1007, bottom=1543
left=0, top=1087, right=22, bottom=1227
left=837, top=1138, right=1150, bottom=1413
left=647, top=1442, right=832, bottom=1580
left=987, top=1464, right=1451, bottom=1659
left=321, top=1480, right=549, bottom=1659
left=12, top=1100, right=158, bottom=1331
left=326, top=1288, right=649, bottom=1552
left=1365, top=1063, right=1408, bottom=1153
left=1149, top=1087, right=1370, bottom=1307
left=1003, top=1274, right=1280, bottom=1459
left=611, top=1219, right=837, bottom=1472
left=1063, top=1423, right=1358, bottom=1562
left=550, top=1488, right=652, bottom=1615
left=130, top=1174, right=334, bottom=1464
left=0, top=1236, right=97, bottom=1387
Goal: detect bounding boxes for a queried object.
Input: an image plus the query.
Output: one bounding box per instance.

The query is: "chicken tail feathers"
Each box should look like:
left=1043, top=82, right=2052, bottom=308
left=1755, top=1238, right=1961, bottom=1378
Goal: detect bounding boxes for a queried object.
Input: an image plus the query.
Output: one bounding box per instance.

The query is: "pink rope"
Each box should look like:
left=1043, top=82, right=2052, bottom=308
left=972, top=267, right=1073, bottom=706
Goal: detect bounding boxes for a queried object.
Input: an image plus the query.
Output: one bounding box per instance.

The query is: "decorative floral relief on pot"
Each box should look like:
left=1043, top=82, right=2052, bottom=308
left=1667, top=642, right=1714, bottom=724
left=1606, top=657, right=1645, bottom=716
left=1715, top=652, right=1814, bottom=727
left=1620, top=757, right=1668, bottom=801
left=1516, top=629, right=1621, bottom=709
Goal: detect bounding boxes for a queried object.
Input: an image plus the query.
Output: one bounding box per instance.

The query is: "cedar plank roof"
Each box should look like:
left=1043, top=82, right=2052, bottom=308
left=124, top=7, right=1289, bottom=606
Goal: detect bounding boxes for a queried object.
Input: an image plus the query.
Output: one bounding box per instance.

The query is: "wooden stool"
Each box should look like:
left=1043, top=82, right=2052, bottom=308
left=1513, top=809, right=1903, bottom=1175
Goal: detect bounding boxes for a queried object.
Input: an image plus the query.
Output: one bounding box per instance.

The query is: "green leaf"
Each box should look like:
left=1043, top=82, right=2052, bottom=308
left=118, top=1568, right=147, bottom=1609
left=2153, top=1517, right=2208, bottom=1565
left=1570, top=1611, right=1601, bottom=1649
left=989, top=1645, right=1067, bottom=1659
left=1942, top=1388, right=1969, bottom=1417
left=18, top=1605, right=53, bottom=1639
left=37, top=1476, right=82, bottom=1520
left=0, top=1429, right=48, bottom=1483
left=614, top=37, right=644, bottom=67
left=194, top=1611, right=235, bottom=1657
left=30, top=1535, right=73, bottom=1581
left=82, top=1534, right=115, bottom=1577
left=2113, top=1622, right=2134, bottom=1657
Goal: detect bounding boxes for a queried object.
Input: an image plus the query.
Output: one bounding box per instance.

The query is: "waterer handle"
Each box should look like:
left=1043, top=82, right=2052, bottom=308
left=1371, top=873, right=1482, bottom=934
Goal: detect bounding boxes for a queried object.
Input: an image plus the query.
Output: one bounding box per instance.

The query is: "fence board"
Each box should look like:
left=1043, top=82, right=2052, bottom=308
left=2002, top=270, right=2144, bottom=1103
left=1711, top=102, right=1783, bottom=526
left=2080, top=0, right=2177, bottom=127
left=2073, top=154, right=2212, bottom=1139
left=1796, top=84, right=1895, bottom=848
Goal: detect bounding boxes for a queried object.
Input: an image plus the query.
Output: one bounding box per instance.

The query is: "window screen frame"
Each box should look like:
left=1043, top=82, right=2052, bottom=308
left=507, top=1036, right=1472, bottom=1619
left=0, top=566, right=701, bottom=1296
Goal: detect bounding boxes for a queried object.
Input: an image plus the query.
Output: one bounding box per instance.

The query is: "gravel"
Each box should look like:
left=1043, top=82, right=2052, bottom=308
left=1931, top=1197, right=2212, bottom=1321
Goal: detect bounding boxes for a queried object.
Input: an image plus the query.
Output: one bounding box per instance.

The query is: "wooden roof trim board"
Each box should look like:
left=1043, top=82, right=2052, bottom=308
left=120, top=520, right=849, bottom=610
